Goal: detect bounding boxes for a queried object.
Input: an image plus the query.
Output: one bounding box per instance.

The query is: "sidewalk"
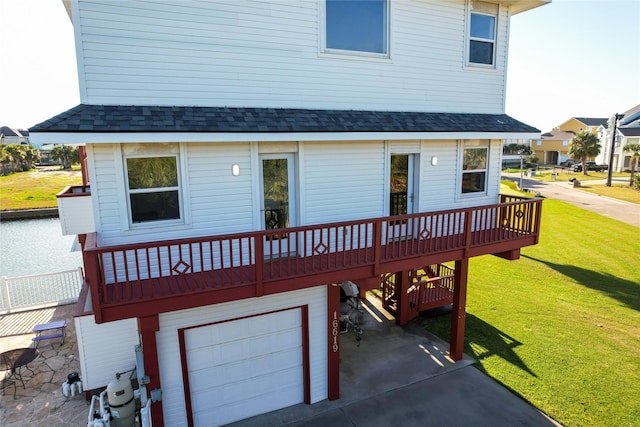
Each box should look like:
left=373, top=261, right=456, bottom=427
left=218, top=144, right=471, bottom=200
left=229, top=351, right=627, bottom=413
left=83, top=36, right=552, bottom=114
left=503, top=172, right=639, bottom=228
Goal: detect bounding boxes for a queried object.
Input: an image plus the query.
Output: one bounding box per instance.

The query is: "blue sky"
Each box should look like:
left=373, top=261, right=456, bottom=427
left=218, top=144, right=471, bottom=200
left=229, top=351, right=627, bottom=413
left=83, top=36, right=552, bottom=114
left=1, top=0, right=638, bottom=132
left=506, top=0, right=640, bottom=131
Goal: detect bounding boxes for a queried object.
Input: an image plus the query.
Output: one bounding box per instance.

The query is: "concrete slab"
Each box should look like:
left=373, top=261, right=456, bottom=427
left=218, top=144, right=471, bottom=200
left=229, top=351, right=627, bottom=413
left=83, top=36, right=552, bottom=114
left=285, top=367, right=555, bottom=427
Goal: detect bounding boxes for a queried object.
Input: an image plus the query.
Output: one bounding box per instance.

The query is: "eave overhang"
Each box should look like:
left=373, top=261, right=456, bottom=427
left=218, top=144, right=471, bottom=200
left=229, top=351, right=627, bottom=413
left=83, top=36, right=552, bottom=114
left=30, top=130, right=541, bottom=144
left=502, top=0, right=551, bottom=15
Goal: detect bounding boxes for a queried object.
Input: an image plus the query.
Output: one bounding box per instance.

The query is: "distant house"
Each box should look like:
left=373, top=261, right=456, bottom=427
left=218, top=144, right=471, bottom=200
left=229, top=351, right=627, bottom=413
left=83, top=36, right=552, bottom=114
left=534, top=129, right=575, bottom=164
left=30, top=1, right=547, bottom=425
left=596, top=104, right=640, bottom=171
left=535, top=117, right=607, bottom=165
left=0, top=126, right=30, bottom=145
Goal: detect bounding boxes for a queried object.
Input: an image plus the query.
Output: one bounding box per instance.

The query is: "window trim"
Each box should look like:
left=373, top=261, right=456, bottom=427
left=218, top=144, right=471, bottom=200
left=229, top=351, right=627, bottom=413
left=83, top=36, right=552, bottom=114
left=466, top=1, right=498, bottom=68
left=320, top=0, right=391, bottom=59
left=459, top=143, right=489, bottom=196
left=124, top=154, right=184, bottom=228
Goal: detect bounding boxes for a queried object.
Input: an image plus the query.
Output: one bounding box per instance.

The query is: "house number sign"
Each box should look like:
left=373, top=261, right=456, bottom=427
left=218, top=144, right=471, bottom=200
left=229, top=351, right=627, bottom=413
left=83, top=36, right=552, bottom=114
left=331, top=311, right=339, bottom=353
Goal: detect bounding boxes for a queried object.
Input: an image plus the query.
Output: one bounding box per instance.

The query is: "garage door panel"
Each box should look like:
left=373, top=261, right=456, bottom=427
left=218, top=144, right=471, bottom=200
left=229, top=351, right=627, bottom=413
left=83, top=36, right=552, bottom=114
left=192, top=372, right=304, bottom=407
left=192, top=375, right=303, bottom=423
left=193, top=384, right=302, bottom=427
left=189, top=346, right=302, bottom=392
left=185, top=308, right=305, bottom=426
left=187, top=326, right=301, bottom=370
left=187, top=334, right=302, bottom=375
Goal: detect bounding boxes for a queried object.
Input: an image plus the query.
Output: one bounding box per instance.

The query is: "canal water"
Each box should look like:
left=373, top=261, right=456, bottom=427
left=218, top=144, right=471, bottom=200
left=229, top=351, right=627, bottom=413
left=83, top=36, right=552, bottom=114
left=0, top=218, right=83, bottom=278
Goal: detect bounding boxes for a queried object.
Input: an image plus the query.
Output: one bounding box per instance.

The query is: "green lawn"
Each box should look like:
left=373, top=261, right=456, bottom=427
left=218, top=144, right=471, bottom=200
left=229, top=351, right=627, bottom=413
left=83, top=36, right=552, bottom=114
left=578, top=184, right=640, bottom=204
left=417, top=199, right=640, bottom=427
left=0, top=167, right=82, bottom=210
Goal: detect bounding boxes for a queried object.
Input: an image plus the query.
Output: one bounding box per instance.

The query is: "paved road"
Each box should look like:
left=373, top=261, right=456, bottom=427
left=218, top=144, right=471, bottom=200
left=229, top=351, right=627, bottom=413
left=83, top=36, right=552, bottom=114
left=502, top=173, right=639, bottom=228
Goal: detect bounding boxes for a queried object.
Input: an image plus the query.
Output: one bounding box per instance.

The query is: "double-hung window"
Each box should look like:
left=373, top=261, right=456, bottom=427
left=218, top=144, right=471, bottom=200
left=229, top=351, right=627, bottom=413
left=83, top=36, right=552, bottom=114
left=461, top=147, right=488, bottom=194
left=125, top=156, right=181, bottom=224
left=325, top=0, right=388, bottom=56
left=468, top=1, right=497, bottom=66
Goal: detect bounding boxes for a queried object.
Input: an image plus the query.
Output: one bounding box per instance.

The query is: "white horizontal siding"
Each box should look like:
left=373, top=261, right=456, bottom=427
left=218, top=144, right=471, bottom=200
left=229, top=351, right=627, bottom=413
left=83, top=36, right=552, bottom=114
left=87, top=144, right=122, bottom=240
left=420, top=139, right=503, bottom=211
left=157, top=286, right=327, bottom=427
left=186, top=143, right=255, bottom=235
left=88, top=138, right=504, bottom=248
left=302, top=141, right=385, bottom=225
left=58, top=194, right=95, bottom=235
left=74, top=315, right=139, bottom=391
left=419, top=140, right=460, bottom=212
left=74, top=0, right=509, bottom=114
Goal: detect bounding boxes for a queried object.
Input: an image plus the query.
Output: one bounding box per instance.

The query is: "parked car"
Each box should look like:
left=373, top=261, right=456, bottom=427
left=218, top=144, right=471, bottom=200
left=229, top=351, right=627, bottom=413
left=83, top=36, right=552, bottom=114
left=572, top=162, right=608, bottom=172
left=559, top=159, right=576, bottom=167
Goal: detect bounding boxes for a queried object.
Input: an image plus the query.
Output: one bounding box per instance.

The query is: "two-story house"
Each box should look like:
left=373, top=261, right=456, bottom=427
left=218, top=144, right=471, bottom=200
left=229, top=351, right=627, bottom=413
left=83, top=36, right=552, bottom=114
left=597, top=104, right=640, bottom=171
left=534, top=117, right=607, bottom=165
left=30, top=1, right=547, bottom=425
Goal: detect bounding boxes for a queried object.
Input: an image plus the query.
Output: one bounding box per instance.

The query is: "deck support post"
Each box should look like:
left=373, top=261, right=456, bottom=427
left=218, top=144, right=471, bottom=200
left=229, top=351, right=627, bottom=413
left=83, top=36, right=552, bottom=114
left=450, top=258, right=469, bottom=361
left=138, top=315, right=164, bottom=426
left=396, top=270, right=411, bottom=326
left=327, top=283, right=341, bottom=400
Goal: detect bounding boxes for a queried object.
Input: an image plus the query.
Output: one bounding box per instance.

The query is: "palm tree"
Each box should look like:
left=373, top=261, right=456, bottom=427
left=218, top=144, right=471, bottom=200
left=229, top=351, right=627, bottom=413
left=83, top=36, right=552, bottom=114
left=3, top=144, right=24, bottom=173
left=623, top=143, right=640, bottom=187
left=51, top=145, right=79, bottom=169
left=569, top=131, right=601, bottom=176
left=19, top=145, right=40, bottom=170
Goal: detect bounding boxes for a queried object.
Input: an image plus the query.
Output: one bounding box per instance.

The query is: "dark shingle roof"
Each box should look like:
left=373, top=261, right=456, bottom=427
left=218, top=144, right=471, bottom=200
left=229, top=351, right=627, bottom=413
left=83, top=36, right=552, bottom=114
left=619, top=127, right=640, bottom=137
left=0, top=126, right=22, bottom=137
left=541, top=129, right=574, bottom=139
left=30, top=104, right=539, bottom=134
left=574, top=117, right=608, bottom=127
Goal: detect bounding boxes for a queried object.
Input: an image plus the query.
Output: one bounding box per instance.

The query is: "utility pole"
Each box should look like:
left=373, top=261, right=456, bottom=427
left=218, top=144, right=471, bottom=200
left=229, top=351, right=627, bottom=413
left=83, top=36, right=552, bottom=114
left=606, top=113, right=623, bottom=187
left=519, top=154, right=524, bottom=191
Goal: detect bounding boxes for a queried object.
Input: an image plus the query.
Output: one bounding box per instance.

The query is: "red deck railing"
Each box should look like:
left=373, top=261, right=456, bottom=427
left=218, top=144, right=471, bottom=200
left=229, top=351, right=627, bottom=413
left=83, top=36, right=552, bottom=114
left=380, top=263, right=456, bottom=317
left=82, top=195, right=541, bottom=322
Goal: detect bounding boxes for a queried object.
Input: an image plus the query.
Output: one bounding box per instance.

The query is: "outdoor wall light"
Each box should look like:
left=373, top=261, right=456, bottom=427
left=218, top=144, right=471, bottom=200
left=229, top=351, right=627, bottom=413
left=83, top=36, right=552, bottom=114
left=431, top=156, right=438, bottom=166
left=232, top=164, right=240, bottom=176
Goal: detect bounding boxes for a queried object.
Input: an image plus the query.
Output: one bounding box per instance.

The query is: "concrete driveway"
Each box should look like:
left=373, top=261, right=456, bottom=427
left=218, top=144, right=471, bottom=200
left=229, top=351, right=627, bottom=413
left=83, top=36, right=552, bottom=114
left=231, top=297, right=559, bottom=427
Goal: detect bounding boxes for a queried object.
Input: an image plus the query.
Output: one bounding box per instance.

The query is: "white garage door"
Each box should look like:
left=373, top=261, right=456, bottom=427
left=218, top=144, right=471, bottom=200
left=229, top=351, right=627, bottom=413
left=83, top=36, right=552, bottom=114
left=184, top=308, right=304, bottom=426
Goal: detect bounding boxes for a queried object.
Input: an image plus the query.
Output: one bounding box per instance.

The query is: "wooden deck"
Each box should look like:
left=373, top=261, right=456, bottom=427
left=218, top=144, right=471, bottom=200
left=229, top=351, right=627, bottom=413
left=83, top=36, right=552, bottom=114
left=81, top=196, right=542, bottom=323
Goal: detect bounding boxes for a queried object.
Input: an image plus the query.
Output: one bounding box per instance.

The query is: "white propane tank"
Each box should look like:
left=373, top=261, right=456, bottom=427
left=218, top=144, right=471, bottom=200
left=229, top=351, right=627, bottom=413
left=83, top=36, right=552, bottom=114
left=106, top=375, right=135, bottom=427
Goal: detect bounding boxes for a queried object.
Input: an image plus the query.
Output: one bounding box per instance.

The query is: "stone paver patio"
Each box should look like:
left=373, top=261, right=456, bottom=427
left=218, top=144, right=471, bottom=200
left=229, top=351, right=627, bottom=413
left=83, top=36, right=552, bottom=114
left=0, top=304, right=89, bottom=426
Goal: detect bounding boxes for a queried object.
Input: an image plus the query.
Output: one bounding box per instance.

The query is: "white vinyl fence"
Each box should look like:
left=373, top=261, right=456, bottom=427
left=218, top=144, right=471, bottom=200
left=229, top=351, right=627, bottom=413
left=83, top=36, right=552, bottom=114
left=0, top=268, right=84, bottom=313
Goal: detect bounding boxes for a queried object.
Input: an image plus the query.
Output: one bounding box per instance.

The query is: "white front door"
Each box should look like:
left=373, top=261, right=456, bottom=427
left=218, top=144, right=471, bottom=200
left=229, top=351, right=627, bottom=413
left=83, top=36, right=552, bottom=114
left=260, top=153, right=297, bottom=258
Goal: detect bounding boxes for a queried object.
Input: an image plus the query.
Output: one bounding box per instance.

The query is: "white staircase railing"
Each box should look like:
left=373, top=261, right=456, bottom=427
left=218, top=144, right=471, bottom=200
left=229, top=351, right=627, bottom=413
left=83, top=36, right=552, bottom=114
left=0, top=268, right=84, bottom=313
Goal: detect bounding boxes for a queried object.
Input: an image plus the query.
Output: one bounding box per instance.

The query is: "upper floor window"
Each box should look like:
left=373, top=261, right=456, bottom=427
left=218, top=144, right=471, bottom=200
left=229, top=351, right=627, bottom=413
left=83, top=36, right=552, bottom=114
left=325, top=0, right=388, bottom=55
left=461, top=147, right=488, bottom=194
left=468, top=1, right=497, bottom=66
left=125, top=156, right=181, bottom=224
